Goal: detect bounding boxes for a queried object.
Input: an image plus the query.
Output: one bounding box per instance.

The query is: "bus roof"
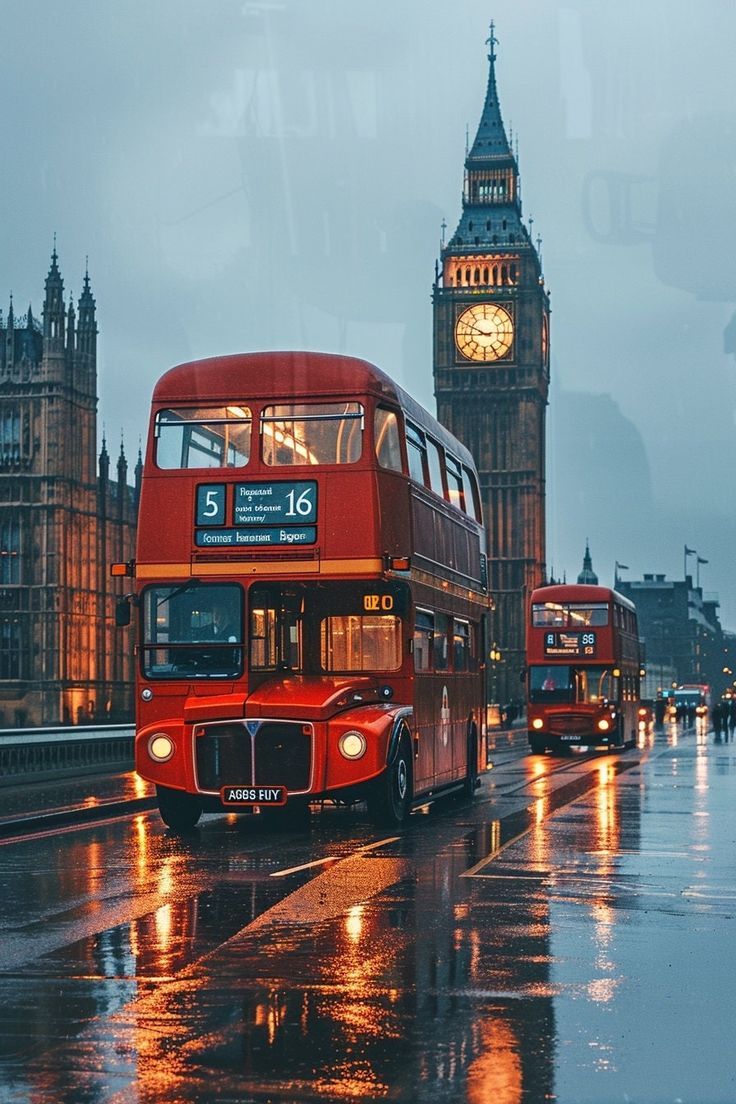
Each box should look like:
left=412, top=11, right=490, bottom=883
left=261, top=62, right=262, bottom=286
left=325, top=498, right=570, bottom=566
left=152, top=350, right=478, bottom=471
left=530, top=583, right=637, bottom=613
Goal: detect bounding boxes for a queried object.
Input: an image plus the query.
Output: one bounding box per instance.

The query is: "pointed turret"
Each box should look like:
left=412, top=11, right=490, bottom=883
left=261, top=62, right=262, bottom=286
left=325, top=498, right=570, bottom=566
left=5, top=294, right=15, bottom=365
left=77, top=263, right=97, bottom=356
left=134, top=445, right=143, bottom=509
left=577, top=541, right=599, bottom=586
left=98, top=433, right=110, bottom=484
left=43, top=242, right=66, bottom=348
left=117, top=438, right=128, bottom=511
left=66, top=291, right=76, bottom=354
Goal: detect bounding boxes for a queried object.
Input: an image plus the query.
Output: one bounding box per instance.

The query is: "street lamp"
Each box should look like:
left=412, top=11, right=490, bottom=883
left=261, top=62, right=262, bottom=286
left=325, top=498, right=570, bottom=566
left=489, top=643, right=502, bottom=721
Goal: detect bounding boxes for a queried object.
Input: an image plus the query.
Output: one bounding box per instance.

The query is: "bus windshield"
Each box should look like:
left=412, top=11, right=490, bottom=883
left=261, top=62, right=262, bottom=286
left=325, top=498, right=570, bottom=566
left=530, top=664, right=615, bottom=704
left=249, top=581, right=404, bottom=674
left=142, top=583, right=243, bottom=678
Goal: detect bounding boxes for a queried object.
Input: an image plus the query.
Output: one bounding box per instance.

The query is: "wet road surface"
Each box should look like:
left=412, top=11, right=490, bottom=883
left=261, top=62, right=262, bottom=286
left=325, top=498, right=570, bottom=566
left=1, top=722, right=734, bottom=1103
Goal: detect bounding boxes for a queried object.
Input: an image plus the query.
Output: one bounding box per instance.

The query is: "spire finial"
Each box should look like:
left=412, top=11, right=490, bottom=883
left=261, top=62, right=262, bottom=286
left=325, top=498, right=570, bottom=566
left=486, top=20, right=498, bottom=62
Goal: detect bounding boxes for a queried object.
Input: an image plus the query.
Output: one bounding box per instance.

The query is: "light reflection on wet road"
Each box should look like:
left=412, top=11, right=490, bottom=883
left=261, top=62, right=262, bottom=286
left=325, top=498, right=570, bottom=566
left=1, top=722, right=735, bottom=1102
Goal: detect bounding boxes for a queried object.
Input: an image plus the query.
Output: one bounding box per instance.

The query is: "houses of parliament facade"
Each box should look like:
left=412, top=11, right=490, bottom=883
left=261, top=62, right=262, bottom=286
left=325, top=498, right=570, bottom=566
left=0, top=249, right=137, bottom=727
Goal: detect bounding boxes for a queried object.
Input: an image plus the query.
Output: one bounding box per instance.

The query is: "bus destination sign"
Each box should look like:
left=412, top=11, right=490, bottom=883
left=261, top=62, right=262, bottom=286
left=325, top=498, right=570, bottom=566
left=196, top=526, right=316, bottom=548
left=195, top=481, right=318, bottom=548
left=544, top=631, right=596, bottom=657
left=233, top=481, right=317, bottom=526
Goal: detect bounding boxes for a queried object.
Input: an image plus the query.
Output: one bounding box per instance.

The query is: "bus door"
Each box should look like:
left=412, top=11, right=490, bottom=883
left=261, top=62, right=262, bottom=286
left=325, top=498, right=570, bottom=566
left=412, top=611, right=436, bottom=788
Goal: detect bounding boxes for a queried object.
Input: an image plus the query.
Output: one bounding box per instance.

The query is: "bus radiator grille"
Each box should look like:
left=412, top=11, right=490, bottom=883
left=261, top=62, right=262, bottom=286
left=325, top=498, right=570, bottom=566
left=549, top=714, right=591, bottom=736
left=195, top=724, right=254, bottom=792
left=194, top=721, right=312, bottom=793
left=254, top=723, right=311, bottom=791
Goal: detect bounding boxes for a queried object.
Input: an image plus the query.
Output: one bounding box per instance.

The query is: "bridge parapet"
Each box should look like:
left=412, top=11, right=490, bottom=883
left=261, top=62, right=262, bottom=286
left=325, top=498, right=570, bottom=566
left=0, top=725, right=134, bottom=786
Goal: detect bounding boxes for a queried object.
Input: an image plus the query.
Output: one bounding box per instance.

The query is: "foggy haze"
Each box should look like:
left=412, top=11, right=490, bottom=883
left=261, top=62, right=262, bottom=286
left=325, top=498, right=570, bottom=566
left=2, top=1, right=735, bottom=624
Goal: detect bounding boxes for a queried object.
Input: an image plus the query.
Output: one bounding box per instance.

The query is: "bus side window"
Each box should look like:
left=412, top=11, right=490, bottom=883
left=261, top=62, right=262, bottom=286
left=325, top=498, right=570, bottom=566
left=405, top=423, right=427, bottom=486
left=425, top=437, right=445, bottom=498
left=453, top=619, right=470, bottom=671
left=413, top=610, right=433, bottom=672
left=374, top=407, right=403, bottom=471
left=434, top=612, right=450, bottom=670
left=445, top=455, right=464, bottom=511
left=462, top=465, right=482, bottom=522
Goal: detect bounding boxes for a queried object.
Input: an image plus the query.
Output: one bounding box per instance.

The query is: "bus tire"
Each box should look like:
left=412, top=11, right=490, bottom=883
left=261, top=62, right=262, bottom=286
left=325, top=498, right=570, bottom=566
left=463, top=719, right=479, bottom=799
left=156, top=785, right=202, bottom=831
left=528, top=735, right=547, bottom=755
left=367, top=734, right=413, bottom=827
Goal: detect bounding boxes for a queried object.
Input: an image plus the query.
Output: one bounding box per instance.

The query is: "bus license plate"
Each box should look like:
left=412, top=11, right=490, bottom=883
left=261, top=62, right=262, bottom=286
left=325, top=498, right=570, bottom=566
left=220, top=786, right=287, bottom=806
left=559, top=735, right=579, bottom=741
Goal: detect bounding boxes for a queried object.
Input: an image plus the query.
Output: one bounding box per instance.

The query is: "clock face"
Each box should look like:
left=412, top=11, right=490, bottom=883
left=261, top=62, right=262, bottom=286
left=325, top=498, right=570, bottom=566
left=455, top=303, right=514, bottom=362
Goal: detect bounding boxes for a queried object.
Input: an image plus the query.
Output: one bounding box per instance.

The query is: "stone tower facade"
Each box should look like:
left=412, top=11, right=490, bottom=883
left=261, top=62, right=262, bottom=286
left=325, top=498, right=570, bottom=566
left=0, top=249, right=138, bottom=726
left=433, top=26, right=550, bottom=702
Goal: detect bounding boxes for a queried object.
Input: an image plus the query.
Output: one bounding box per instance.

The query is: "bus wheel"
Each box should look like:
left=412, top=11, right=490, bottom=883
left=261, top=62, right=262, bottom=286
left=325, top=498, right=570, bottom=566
left=156, top=785, right=202, bottom=831
left=528, top=736, right=547, bottom=755
left=367, top=736, right=413, bottom=827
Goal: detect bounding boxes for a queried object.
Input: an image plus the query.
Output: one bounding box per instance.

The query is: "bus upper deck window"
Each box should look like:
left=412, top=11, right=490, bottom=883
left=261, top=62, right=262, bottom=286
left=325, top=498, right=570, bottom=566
left=462, top=465, right=482, bottom=522
left=374, top=408, right=402, bottom=471
left=445, top=455, right=464, bottom=511
left=426, top=438, right=445, bottom=498
left=155, top=406, right=251, bottom=469
left=405, top=423, right=427, bottom=485
left=262, top=402, right=363, bottom=466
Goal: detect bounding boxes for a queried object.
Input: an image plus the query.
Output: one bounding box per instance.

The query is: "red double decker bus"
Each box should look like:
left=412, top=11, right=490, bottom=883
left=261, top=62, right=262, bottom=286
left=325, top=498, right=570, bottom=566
left=115, top=352, right=490, bottom=830
left=525, top=583, right=641, bottom=754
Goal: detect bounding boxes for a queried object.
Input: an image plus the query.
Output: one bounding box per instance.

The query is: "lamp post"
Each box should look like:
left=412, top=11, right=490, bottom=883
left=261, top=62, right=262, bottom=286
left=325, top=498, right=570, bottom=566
left=489, top=643, right=502, bottom=724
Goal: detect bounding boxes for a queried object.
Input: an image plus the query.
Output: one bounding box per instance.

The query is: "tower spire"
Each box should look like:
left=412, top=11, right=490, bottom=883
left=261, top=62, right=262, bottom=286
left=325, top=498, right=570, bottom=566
left=577, top=541, right=599, bottom=585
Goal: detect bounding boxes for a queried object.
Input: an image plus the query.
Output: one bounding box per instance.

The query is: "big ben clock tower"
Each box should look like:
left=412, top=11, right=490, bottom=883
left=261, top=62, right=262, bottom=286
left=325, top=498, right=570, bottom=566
left=433, top=24, right=549, bottom=702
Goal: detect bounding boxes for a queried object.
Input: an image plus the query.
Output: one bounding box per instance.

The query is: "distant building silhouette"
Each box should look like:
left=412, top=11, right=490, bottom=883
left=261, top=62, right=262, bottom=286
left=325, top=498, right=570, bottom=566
left=0, top=249, right=138, bottom=726
left=577, top=541, right=598, bottom=585
left=617, top=572, right=726, bottom=699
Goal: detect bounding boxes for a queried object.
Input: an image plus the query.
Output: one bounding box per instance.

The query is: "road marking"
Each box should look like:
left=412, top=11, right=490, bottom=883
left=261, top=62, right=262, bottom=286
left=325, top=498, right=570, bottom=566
left=269, top=838, right=399, bottom=878
left=270, top=856, right=339, bottom=878
left=357, top=835, right=400, bottom=852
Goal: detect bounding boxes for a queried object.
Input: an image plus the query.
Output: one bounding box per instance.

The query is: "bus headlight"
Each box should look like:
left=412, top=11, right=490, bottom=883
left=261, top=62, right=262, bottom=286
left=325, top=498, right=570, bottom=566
left=531, top=718, right=544, bottom=730
left=597, top=718, right=610, bottom=732
left=339, top=730, right=367, bottom=760
left=148, top=732, right=175, bottom=762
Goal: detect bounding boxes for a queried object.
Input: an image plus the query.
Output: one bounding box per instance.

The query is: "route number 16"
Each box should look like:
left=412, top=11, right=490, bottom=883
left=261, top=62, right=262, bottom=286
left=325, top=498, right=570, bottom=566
left=285, top=487, right=315, bottom=517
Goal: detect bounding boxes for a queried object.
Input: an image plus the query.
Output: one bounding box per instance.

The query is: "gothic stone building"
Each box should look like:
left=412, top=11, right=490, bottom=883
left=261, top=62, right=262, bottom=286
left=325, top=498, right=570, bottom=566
left=433, top=26, right=549, bottom=702
left=0, top=250, right=138, bottom=726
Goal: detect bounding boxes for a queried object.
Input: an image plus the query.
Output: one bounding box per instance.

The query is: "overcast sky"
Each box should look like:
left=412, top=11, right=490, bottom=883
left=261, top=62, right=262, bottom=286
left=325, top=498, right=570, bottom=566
left=2, top=0, right=735, bottom=624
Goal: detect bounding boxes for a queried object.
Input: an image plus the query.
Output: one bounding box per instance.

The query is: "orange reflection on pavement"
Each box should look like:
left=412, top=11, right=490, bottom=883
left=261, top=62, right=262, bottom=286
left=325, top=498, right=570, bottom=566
left=466, top=1015, right=523, bottom=1104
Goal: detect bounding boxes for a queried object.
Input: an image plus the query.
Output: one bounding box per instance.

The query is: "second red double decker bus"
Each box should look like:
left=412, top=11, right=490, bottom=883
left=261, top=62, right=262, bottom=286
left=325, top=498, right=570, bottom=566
left=115, top=351, right=490, bottom=830
left=525, top=583, right=641, bottom=754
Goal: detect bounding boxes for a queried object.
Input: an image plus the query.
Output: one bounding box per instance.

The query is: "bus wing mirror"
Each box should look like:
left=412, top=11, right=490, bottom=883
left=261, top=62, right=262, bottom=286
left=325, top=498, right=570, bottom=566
left=115, top=596, right=132, bottom=627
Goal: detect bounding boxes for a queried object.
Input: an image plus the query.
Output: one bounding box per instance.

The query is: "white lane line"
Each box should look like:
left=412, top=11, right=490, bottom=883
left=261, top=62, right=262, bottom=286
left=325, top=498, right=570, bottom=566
left=270, top=856, right=339, bottom=878
left=269, top=836, right=399, bottom=878
left=358, top=836, right=400, bottom=853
